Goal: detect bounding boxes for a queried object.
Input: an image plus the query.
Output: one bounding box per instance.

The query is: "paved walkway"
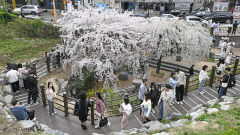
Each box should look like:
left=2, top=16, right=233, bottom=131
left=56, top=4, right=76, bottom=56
left=14, top=75, right=240, bottom=135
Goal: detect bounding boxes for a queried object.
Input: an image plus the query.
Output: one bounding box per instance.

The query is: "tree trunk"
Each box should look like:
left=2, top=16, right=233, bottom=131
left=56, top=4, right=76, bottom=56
left=156, top=55, right=162, bottom=74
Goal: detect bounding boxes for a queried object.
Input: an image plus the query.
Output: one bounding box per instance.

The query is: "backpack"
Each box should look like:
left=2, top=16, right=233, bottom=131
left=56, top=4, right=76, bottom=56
left=228, top=74, right=236, bottom=88
left=74, top=101, right=80, bottom=116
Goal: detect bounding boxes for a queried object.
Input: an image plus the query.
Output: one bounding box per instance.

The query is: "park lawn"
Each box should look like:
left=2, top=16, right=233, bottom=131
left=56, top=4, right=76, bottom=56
left=169, top=97, right=240, bottom=135
left=0, top=22, right=60, bottom=70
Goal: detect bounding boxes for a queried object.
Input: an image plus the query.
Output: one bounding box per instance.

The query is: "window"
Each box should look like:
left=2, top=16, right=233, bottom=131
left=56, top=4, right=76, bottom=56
left=168, top=15, right=174, bottom=18
left=88, top=0, right=90, bottom=3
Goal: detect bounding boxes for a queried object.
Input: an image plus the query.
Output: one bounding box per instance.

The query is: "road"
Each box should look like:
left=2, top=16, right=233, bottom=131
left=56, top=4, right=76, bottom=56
left=40, top=9, right=63, bottom=23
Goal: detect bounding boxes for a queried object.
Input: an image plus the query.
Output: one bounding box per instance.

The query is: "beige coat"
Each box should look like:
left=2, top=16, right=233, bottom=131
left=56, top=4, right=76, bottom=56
left=158, top=90, right=171, bottom=117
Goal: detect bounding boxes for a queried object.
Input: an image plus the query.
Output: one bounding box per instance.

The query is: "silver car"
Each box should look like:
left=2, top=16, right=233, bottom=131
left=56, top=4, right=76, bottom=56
left=14, top=5, right=41, bottom=15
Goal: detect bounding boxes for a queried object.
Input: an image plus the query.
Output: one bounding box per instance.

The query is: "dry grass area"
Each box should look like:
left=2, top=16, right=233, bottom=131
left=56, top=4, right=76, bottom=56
left=147, top=66, right=171, bottom=85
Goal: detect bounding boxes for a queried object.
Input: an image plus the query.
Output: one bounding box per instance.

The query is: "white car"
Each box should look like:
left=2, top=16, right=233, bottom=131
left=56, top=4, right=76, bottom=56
left=13, top=5, right=41, bottom=15
left=185, top=15, right=208, bottom=27
left=161, top=14, right=179, bottom=20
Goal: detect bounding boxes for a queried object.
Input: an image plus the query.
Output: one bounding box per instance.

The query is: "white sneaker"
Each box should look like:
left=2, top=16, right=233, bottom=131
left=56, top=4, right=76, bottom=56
left=177, top=102, right=180, bottom=105
left=107, top=122, right=111, bottom=126
left=28, top=104, right=31, bottom=106
left=32, top=117, right=36, bottom=121
left=170, top=103, right=173, bottom=106
left=172, top=102, right=175, bottom=105
left=180, top=101, right=183, bottom=105
left=95, top=125, right=99, bottom=129
left=200, top=91, right=205, bottom=95
left=152, top=109, right=155, bottom=114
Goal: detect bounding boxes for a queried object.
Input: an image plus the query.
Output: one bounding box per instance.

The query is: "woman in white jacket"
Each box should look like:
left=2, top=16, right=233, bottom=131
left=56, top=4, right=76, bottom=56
left=198, top=65, right=209, bottom=95
left=120, top=97, right=132, bottom=130
left=140, top=93, right=151, bottom=123
left=158, top=84, right=172, bottom=121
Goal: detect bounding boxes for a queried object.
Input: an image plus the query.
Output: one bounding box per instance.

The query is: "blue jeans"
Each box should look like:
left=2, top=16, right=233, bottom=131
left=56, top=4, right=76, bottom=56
left=198, top=79, right=206, bottom=93
left=48, top=100, right=54, bottom=114
left=159, top=99, right=163, bottom=119
left=218, top=87, right=227, bottom=99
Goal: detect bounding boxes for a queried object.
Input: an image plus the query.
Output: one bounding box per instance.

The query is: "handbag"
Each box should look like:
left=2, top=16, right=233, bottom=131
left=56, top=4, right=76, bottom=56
left=221, top=75, right=230, bottom=88
left=99, top=116, right=108, bottom=127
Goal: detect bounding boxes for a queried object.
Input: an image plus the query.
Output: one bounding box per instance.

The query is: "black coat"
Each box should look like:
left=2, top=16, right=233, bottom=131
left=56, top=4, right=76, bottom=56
left=78, top=99, right=91, bottom=122
left=25, top=76, right=38, bottom=93
left=149, top=87, right=159, bottom=99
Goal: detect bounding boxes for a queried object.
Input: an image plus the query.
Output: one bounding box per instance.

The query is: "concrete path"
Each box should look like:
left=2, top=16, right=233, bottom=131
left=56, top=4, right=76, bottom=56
left=14, top=75, right=240, bottom=135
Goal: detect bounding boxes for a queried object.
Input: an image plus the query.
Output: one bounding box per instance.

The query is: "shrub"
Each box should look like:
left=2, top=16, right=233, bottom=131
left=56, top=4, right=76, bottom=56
left=15, top=19, right=60, bottom=38
left=0, top=11, right=18, bottom=24
left=71, top=72, right=96, bottom=99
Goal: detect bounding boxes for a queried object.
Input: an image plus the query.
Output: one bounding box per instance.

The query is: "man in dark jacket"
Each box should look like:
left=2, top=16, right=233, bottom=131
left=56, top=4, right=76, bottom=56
left=218, top=67, right=232, bottom=99
left=232, top=21, right=239, bottom=35
left=25, top=72, right=38, bottom=105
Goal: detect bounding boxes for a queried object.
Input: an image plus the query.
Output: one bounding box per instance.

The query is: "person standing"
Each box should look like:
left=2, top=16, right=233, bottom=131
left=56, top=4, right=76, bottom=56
left=210, top=22, right=216, bottom=35
left=6, top=67, right=20, bottom=94
left=25, top=72, right=38, bottom=105
left=175, top=68, right=186, bottom=105
left=218, top=67, right=235, bottom=99
left=46, top=82, right=56, bottom=116
left=120, top=97, right=132, bottom=130
left=189, top=65, right=194, bottom=76
left=140, top=93, right=151, bottom=123
left=198, top=65, right=209, bottom=95
left=228, top=22, right=232, bottom=34
left=17, top=63, right=24, bottom=90
left=138, top=79, right=148, bottom=114
left=232, top=40, right=236, bottom=47
left=215, top=58, right=225, bottom=88
left=169, top=72, right=179, bottom=105
left=158, top=84, right=171, bottom=121
left=149, top=82, right=158, bottom=114
left=232, top=21, right=239, bottom=35
left=49, top=49, right=57, bottom=68
left=77, top=92, right=92, bottom=130
left=91, top=92, right=105, bottom=129
left=23, top=65, right=30, bottom=90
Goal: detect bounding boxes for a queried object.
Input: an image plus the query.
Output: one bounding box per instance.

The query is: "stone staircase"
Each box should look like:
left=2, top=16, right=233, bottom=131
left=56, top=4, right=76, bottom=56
left=134, top=75, right=240, bottom=124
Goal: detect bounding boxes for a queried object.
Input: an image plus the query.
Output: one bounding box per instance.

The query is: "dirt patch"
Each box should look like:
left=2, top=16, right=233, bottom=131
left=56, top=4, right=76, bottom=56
left=147, top=66, right=171, bottom=84
left=195, top=61, right=216, bottom=71
left=39, top=65, right=72, bottom=93
left=211, top=48, right=240, bottom=55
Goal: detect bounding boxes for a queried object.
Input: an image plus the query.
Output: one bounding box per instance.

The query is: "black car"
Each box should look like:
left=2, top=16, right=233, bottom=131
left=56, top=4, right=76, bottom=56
left=194, top=11, right=211, bottom=18
left=171, top=9, right=185, bottom=17
left=204, top=12, right=233, bottom=23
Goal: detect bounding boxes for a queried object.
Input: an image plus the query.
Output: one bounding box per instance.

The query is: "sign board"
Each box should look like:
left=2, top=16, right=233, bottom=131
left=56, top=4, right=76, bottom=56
left=175, top=2, right=191, bottom=11
left=213, top=2, right=229, bottom=11
left=67, top=0, right=72, bottom=11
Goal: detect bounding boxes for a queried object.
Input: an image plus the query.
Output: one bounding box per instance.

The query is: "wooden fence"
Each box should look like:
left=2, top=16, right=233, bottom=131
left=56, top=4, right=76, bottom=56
left=185, top=57, right=240, bottom=95
left=34, top=51, right=239, bottom=122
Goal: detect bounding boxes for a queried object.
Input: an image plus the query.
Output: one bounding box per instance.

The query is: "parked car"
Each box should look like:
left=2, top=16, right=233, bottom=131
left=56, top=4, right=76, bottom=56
left=204, top=12, right=233, bottom=23
left=130, top=12, right=154, bottom=17
left=160, top=14, right=179, bottom=20
left=170, top=9, right=185, bottom=17
left=194, top=11, right=212, bottom=18
left=191, top=7, right=211, bottom=14
left=185, top=15, right=208, bottom=27
left=13, top=5, right=41, bottom=15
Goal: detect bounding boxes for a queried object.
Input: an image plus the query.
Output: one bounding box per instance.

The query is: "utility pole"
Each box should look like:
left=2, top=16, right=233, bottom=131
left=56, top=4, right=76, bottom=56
left=53, top=0, right=57, bottom=24
left=12, top=0, right=16, bottom=9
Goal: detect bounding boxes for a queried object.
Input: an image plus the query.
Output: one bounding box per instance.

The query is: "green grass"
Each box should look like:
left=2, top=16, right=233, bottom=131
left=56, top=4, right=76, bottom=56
left=170, top=100, right=240, bottom=135
left=0, top=20, right=60, bottom=69
left=150, top=70, right=165, bottom=78
left=213, top=103, right=221, bottom=109
left=209, top=57, right=215, bottom=63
